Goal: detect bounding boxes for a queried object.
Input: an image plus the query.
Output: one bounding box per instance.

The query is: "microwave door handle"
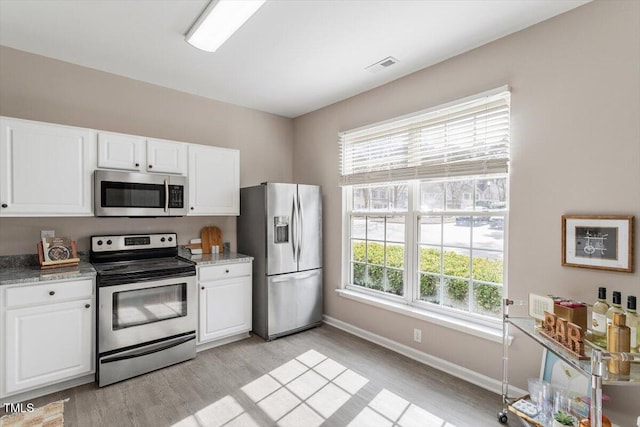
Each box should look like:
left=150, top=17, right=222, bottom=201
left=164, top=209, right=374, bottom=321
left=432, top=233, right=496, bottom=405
left=164, top=179, right=169, bottom=213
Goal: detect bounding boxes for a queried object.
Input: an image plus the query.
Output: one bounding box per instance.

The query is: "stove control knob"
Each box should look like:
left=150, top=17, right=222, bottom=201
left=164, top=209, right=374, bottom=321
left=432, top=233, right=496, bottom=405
left=161, top=237, right=166, bottom=242
left=106, top=240, right=112, bottom=245
left=168, top=236, right=173, bottom=242
left=97, top=240, right=103, bottom=246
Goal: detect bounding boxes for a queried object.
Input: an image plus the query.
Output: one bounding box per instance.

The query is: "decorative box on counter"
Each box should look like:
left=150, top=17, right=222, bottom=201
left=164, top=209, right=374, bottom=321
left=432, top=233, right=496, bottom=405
left=553, top=298, right=588, bottom=332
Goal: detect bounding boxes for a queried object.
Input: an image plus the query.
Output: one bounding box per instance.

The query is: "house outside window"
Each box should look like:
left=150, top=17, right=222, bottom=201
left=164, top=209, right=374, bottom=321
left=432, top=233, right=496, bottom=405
left=340, top=87, right=510, bottom=324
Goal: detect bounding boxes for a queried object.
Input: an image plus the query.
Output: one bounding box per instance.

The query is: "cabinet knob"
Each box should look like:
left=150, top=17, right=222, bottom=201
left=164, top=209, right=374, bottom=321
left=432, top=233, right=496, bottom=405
left=85, top=304, right=91, bottom=309
left=135, top=163, right=140, bottom=167
left=49, top=291, right=55, bottom=296
left=225, top=269, right=230, bottom=273
left=148, top=164, right=153, bottom=169
left=201, top=286, right=205, bottom=290
left=1, top=203, right=7, bottom=208
left=190, top=207, right=194, bottom=210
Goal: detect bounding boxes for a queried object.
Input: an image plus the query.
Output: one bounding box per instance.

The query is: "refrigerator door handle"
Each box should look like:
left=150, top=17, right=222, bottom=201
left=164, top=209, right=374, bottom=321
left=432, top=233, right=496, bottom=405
left=297, top=192, right=303, bottom=262
left=291, top=197, right=297, bottom=261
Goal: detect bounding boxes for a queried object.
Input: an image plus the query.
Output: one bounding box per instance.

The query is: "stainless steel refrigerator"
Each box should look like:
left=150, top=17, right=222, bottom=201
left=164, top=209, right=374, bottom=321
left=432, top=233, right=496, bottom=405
left=237, top=182, right=323, bottom=340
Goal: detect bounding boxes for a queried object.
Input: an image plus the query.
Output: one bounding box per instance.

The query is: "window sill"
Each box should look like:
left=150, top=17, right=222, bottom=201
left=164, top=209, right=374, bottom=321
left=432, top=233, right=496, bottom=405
left=336, top=288, right=513, bottom=345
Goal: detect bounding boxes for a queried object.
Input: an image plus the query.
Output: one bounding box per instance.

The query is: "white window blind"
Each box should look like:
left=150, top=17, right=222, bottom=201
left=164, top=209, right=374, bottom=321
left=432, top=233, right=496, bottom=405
left=339, top=87, right=510, bottom=186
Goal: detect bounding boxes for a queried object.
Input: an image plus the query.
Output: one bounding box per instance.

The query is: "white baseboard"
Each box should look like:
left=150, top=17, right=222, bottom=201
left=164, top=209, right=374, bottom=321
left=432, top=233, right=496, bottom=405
left=323, top=315, right=526, bottom=397
left=196, top=332, right=251, bottom=353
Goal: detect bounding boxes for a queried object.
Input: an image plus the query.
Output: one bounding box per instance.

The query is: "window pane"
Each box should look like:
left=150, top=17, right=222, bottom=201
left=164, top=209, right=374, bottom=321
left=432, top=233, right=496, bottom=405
left=443, top=278, right=469, bottom=311
left=420, top=181, right=444, bottom=211
left=419, top=216, right=441, bottom=245
left=367, top=217, right=385, bottom=241
left=367, top=265, right=384, bottom=290
left=477, top=177, right=507, bottom=210
left=366, top=241, right=384, bottom=265
left=446, top=219, right=471, bottom=247
left=472, top=220, right=504, bottom=251
left=352, top=262, right=365, bottom=286
left=351, top=217, right=366, bottom=239
left=386, top=243, right=404, bottom=268
left=386, top=216, right=405, bottom=243
left=389, top=184, right=408, bottom=211
left=472, top=250, right=503, bottom=284
left=353, top=187, right=369, bottom=211
left=351, top=240, right=366, bottom=262
left=419, top=273, right=440, bottom=303
left=370, top=185, right=389, bottom=210
left=443, top=248, right=470, bottom=278
left=418, top=245, right=441, bottom=274
left=386, top=268, right=403, bottom=296
left=445, top=179, right=474, bottom=210
left=473, top=282, right=502, bottom=318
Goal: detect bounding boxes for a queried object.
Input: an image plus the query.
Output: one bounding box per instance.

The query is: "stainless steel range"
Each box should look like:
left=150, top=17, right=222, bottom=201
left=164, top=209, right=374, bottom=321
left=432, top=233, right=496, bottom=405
left=90, top=233, right=196, bottom=387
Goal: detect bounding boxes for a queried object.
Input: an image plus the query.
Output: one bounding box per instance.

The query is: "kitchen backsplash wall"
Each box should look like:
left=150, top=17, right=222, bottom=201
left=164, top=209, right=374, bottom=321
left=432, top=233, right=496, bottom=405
left=0, top=46, right=295, bottom=256
left=0, top=216, right=236, bottom=257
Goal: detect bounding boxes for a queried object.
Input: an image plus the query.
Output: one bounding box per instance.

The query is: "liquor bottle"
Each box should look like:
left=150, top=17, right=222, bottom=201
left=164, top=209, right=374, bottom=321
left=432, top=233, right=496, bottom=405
left=626, top=295, right=639, bottom=353
left=606, top=291, right=624, bottom=327
left=590, top=287, right=609, bottom=347
left=579, top=413, right=612, bottom=427
left=607, top=312, right=630, bottom=375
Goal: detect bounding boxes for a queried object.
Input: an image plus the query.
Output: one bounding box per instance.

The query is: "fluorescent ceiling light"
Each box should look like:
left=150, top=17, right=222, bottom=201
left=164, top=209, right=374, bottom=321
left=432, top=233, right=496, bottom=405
left=186, top=0, right=266, bottom=53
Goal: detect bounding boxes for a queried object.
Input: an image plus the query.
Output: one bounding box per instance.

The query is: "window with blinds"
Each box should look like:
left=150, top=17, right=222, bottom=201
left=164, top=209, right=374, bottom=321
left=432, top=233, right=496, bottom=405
left=341, top=86, right=511, bottom=325
left=339, top=87, right=510, bottom=185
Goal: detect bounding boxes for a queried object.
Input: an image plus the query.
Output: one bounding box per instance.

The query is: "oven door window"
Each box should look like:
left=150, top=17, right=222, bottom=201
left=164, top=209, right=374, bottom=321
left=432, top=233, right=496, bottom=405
left=112, top=283, right=187, bottom=330
left=101, top=181, right=165, bottom=209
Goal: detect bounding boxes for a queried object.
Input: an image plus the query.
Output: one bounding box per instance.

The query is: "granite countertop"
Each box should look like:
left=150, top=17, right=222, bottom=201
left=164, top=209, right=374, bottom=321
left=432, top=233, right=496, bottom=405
left=0, top=254, right=96, bottom=287
left=0, top=250, right=252, bottom=286
left=178, top=249, right=253, bottom=266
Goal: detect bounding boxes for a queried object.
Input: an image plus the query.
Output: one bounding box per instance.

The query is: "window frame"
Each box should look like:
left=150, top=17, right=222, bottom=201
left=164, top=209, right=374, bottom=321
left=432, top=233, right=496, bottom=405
left=341, top=177, right=508, bottom=331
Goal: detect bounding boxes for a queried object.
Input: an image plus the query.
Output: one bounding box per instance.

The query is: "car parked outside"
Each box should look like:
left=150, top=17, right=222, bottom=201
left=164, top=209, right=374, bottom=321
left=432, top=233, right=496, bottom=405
left=489, top=216, right=504, bottom=230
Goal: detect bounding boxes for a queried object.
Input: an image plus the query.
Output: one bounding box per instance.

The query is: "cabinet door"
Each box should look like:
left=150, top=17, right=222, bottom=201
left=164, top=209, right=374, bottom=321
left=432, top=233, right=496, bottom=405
left=0, top=117, right=96, bottom=216
left=198, top=275, right=251, bottom=343
left=97, top=131, right=144, bottom=171
left=188, top=145, right=239, bottom=215
left=4, top=299, right=93, bottom=395
left=147, top=138, right=186, bottom=175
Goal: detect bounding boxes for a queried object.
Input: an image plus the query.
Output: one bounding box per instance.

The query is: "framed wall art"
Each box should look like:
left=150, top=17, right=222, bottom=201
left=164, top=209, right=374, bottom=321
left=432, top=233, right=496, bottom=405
left=562, top=215, right=634, bottom=273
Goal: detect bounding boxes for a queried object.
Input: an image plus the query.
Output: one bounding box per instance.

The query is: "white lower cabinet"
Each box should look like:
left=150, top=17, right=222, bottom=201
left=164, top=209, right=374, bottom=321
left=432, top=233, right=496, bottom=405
left=1, top=279, right=94, bottom=398
left=198, top=261, right=252, bottom=344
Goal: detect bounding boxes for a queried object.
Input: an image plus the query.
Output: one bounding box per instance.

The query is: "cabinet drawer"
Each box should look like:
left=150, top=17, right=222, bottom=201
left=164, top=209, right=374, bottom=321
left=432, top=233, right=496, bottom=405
left=199, top=262, right=251, bottom=282
left=5, top=279, right=93, bottom=308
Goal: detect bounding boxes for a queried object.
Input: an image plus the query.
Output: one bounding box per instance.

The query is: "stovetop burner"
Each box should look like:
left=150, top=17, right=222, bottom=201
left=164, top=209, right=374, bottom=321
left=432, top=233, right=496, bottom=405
left=90, top=233, right=195, bottom=286
left=93, top=257, right=194, bottom=275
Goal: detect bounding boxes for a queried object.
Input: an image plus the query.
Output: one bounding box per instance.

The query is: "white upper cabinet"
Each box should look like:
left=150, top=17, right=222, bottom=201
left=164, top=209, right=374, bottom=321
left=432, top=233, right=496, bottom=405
left=188, top=144, right=239, bottom=216
left=0, top=117, right=96, bottom=216
left=146, top=138, right=187, bottom=175
left=98, top=132, right=186, bottom=175
left=97, top=132, right=144, bottom=172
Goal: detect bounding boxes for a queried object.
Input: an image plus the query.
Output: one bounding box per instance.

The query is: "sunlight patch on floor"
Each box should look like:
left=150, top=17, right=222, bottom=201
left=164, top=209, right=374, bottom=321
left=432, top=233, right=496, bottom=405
left=172, top=349, right=455, bottom=427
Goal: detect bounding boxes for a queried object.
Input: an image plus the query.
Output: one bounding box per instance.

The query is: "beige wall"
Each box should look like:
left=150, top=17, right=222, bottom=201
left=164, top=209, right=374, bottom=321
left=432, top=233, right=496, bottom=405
left=0, top=46, right=293, bottom=255
left=292, top=1, right=639, bottom=423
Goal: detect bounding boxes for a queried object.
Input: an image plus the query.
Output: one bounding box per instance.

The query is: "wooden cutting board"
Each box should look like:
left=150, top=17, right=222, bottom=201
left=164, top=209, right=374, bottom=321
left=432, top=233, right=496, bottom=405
left=200, top=226, right=223, bottom=254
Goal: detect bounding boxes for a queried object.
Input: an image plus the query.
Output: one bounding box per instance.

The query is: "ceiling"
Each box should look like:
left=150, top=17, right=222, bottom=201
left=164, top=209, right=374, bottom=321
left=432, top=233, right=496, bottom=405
left=0, top=0, right=589, bottom=118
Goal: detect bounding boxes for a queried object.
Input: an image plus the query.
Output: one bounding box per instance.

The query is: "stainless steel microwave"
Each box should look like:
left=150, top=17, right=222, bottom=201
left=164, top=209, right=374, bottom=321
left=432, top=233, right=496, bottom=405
left=94, top=170, right=188, bottom=217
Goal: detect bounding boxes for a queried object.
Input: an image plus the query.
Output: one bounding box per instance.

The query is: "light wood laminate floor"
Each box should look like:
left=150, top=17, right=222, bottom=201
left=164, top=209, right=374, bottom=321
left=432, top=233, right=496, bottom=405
left=2, top=325, right=512, bottom=426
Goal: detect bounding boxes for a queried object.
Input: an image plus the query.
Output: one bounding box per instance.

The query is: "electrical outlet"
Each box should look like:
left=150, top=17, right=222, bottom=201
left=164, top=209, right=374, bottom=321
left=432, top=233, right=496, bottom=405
left=413, top=328, right=422, bottom=343
left=41, top=230, right=55, bottom=239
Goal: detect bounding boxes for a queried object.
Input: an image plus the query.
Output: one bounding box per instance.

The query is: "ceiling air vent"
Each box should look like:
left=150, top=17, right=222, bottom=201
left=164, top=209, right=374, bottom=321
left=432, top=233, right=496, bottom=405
left=365, top=56, right=399, bottom=73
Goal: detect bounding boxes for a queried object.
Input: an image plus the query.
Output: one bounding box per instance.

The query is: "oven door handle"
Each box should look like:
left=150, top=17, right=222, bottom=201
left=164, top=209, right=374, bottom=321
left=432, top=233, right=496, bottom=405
left=100, top=334, right=195, bottom=364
